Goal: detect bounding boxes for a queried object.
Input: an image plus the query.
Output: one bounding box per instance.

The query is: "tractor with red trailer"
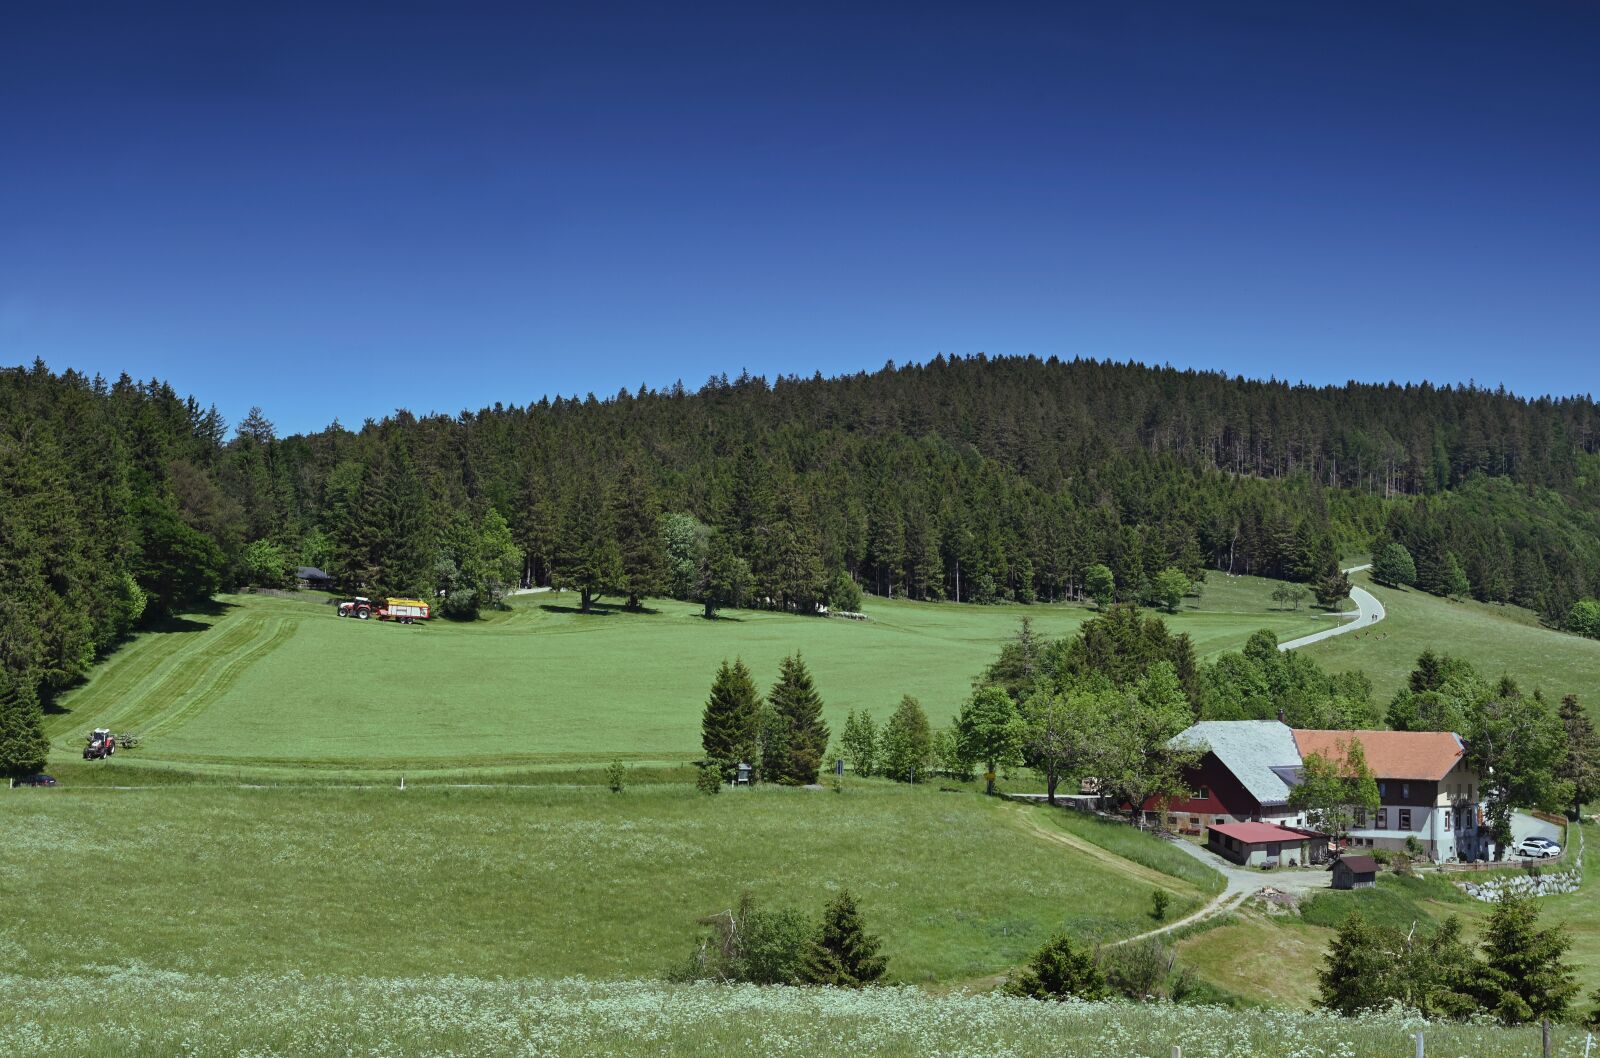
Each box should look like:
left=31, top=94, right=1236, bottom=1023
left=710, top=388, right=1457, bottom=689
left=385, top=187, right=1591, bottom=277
left=335, top=596, right=430, bottom=624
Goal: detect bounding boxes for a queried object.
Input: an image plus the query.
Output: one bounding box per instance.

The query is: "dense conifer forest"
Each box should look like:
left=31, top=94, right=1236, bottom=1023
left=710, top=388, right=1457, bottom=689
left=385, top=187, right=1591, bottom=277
left=5, top=354, right=1600, bottom=712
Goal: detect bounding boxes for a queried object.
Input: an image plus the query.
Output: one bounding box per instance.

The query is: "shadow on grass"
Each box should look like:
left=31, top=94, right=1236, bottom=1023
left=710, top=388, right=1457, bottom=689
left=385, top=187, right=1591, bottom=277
left=538, top=601, right=663, bottom=617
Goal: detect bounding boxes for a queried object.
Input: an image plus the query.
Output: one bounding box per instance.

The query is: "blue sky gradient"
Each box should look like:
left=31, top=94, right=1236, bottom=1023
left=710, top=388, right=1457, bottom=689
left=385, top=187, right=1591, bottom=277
left=2, top=1, right=1596, bottom=433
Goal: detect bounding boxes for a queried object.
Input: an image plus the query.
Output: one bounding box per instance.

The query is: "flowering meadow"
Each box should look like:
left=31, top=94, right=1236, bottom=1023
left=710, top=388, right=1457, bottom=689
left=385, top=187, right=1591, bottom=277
left=0, top=971, right=1587, bottom=1058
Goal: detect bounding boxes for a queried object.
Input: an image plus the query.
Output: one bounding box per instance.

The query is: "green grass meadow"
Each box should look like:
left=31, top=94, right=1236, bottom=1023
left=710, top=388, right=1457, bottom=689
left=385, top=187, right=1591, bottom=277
left=45, top=577, right=1331, bottom=775
left=0, top=783, right=1210, bottom=985
left=1303, top=571, right=1600, bottom=708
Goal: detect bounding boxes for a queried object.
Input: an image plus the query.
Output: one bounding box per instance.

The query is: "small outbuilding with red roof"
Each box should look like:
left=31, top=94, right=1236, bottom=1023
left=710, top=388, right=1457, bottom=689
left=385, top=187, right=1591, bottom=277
left=1205, top=820, right=1317, bottom=867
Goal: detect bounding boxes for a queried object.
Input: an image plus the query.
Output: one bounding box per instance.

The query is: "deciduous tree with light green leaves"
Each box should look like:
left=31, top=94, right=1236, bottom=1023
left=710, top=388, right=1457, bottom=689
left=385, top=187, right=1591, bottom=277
left=956, top=685, right=1024, bottom=795
left=1372, top=542, right=1417, bottom=588
left=1084, top=563, right=1116, bottom=609
left=880, top=694, right=932, bottom=783
left=1096, top=661, right=1200, bottom=823
left=1151, top=568, right=1191, bottom=614
left=1289, top=740, right=1380, bottom=846
left=1020, top=687, right=1113, bottom=805
left=840, top=708, right=878, bottom=778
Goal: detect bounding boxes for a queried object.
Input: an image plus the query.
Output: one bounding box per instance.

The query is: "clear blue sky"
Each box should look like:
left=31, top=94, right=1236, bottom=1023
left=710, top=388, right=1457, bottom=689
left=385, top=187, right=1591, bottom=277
left=2, top=1, right=1596, bottom=434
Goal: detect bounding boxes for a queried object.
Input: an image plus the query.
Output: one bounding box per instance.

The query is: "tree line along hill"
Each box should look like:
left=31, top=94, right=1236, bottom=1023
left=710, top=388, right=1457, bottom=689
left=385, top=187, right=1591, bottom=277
left=4, top=354, right=1600, bottom=722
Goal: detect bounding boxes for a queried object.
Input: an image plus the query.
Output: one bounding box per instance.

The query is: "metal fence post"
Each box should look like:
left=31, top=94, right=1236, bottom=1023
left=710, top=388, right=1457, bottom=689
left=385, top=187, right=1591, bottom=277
left=1414, top=1030, right=1424, bottom=1058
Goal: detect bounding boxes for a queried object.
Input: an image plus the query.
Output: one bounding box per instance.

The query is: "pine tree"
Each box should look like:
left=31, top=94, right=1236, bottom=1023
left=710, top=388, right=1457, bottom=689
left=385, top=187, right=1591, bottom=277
left=553, top=481, right=622, bottom=612
left=701, top=659, right=760, bottom=780
left=697, top=530, right=749, bottom=619
left=611, top=458, right=664, bottom=609
left=803, top=890, right=887, bottom=987
left=1476, top=892, right=1578, bottom=1023
left=768, top=653, right=829, bottom=784
left=1005, top=934, right=1107, bottom=1000
left=0, top=673, right=48, bottom=781
left=1558, top=694, right=1600, bottom=819
left=1317, top=911, right=1396, bottom=1015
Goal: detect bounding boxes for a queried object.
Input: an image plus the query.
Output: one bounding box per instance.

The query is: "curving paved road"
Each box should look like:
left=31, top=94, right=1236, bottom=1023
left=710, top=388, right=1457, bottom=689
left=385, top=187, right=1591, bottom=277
left=1277, top=564, right=1385, bottom=652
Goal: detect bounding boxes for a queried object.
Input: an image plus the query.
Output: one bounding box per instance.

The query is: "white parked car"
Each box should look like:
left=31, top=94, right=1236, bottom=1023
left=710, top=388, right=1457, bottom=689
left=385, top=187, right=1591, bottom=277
left=1513, top=837, right=1561, bottom=859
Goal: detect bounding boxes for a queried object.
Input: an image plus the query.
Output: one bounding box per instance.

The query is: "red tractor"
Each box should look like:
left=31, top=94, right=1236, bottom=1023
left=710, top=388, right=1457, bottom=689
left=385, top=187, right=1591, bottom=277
left=336, top=596, right=430, bottom=623
left=83, top=728, right=117, bottom=760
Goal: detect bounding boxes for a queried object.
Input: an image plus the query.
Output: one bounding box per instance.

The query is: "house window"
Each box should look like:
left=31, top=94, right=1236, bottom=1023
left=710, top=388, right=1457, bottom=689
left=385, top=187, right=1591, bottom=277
left=1189, top=815, right=1200, bottom=826
left=1444, top=809, right=1452, bottom=829
left=1167, top=815, right=1177, bottom=825
left=1354, top=808, right=1367, bottom=827
left=1378, top=782, right=1387, bottom=798
left=1375, top=809, right=1387, bottom=830
left=1398, top=809, right=1412, bottom=830
left=1197, top=785, right=1209, bottom=800
left=1214, top=817, right=1224, bottom=825
left=1401, top=783, right=1410, bottom=799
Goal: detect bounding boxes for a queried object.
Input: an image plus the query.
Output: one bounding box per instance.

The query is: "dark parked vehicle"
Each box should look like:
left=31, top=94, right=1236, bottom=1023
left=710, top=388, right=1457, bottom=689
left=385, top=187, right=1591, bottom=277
left=14, top=774, right=57, bottom=787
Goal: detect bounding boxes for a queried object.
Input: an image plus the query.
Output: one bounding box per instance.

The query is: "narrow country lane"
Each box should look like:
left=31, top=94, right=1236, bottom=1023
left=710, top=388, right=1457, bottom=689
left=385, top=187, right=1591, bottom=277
left=1277, top=564, right=1386, bottom=652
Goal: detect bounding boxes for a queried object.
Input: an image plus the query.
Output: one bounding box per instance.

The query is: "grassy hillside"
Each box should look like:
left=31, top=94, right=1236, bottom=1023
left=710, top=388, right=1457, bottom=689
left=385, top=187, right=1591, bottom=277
left=46, top=576, right=1327, bottom=774
left=0, top=974, right=1578, bottom=1058
left=1181, top=823, right=1599, bottom=1007
left=0, top=784, right=1209, bottom=984
left=1302, top=571, right=1600, bottom=709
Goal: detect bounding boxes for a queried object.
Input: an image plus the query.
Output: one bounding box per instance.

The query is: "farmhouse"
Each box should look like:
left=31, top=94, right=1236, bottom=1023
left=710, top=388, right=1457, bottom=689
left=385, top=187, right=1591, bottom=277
left=296, top=566, right=335, bottom=590
left=1292, top=729, right=1487, bottom=862
left=1143, top=720, right=1311, bottom=833
left=1205, top=820, right=1315, bottom=867
left=1147, top=721, right=1489, bottom=863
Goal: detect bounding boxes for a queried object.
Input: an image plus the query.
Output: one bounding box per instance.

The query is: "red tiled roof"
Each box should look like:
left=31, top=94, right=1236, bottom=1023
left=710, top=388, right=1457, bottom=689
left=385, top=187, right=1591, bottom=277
left=1292, top=729, right=1465, bottom=782
left=1207, top=821, right=1308, bottom=845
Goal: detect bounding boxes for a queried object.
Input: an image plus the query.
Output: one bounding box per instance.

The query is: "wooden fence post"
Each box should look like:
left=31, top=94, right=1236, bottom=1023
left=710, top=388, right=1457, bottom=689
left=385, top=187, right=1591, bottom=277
left=1543, top=1018, right=1552, bottom=1058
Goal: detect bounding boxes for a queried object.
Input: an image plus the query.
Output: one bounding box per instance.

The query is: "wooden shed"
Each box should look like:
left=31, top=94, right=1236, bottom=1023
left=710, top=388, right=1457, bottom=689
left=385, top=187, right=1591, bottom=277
left=1332, top=855, right=1378, bottom=890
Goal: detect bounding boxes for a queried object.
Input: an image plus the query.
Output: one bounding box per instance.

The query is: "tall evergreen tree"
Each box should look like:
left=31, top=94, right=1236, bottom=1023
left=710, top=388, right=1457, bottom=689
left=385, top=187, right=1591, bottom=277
left=1558, top=694, right=1600, bottom=818
left=767, top=653, right=830, bottom=784
left=552, top=480, right=622, bottom=612
left=1475, top=892, right=1578, bottom=1024
left=701, top=659, right=761, bottom=780
left=0, top=673, right=48, bottom=781
left=611, top=458, right=665, bottom=609
left=1317, top=912, right=1396, bottom=1016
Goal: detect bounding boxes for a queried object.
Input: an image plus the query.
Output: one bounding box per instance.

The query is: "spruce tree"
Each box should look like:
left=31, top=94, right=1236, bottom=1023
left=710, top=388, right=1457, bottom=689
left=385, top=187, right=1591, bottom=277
left=803, top=889, right=887, bottom=987
left=0, top=674, right=49, bottom=781
left=1316, top=911, right=1395, bottom=1016
left=1557, top=694, right=1600, bottom=819
left=611, top=458, right=664, bottom=609
left=553, top=481, right=622, bottom=612
left=701, top=659, right=760, bottom=780
left=1475, top=892, right=1578, bottom=1024
left=1005, top=933, right=1106, bottom=1000
left=768, top=653, right=829, bottom=784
